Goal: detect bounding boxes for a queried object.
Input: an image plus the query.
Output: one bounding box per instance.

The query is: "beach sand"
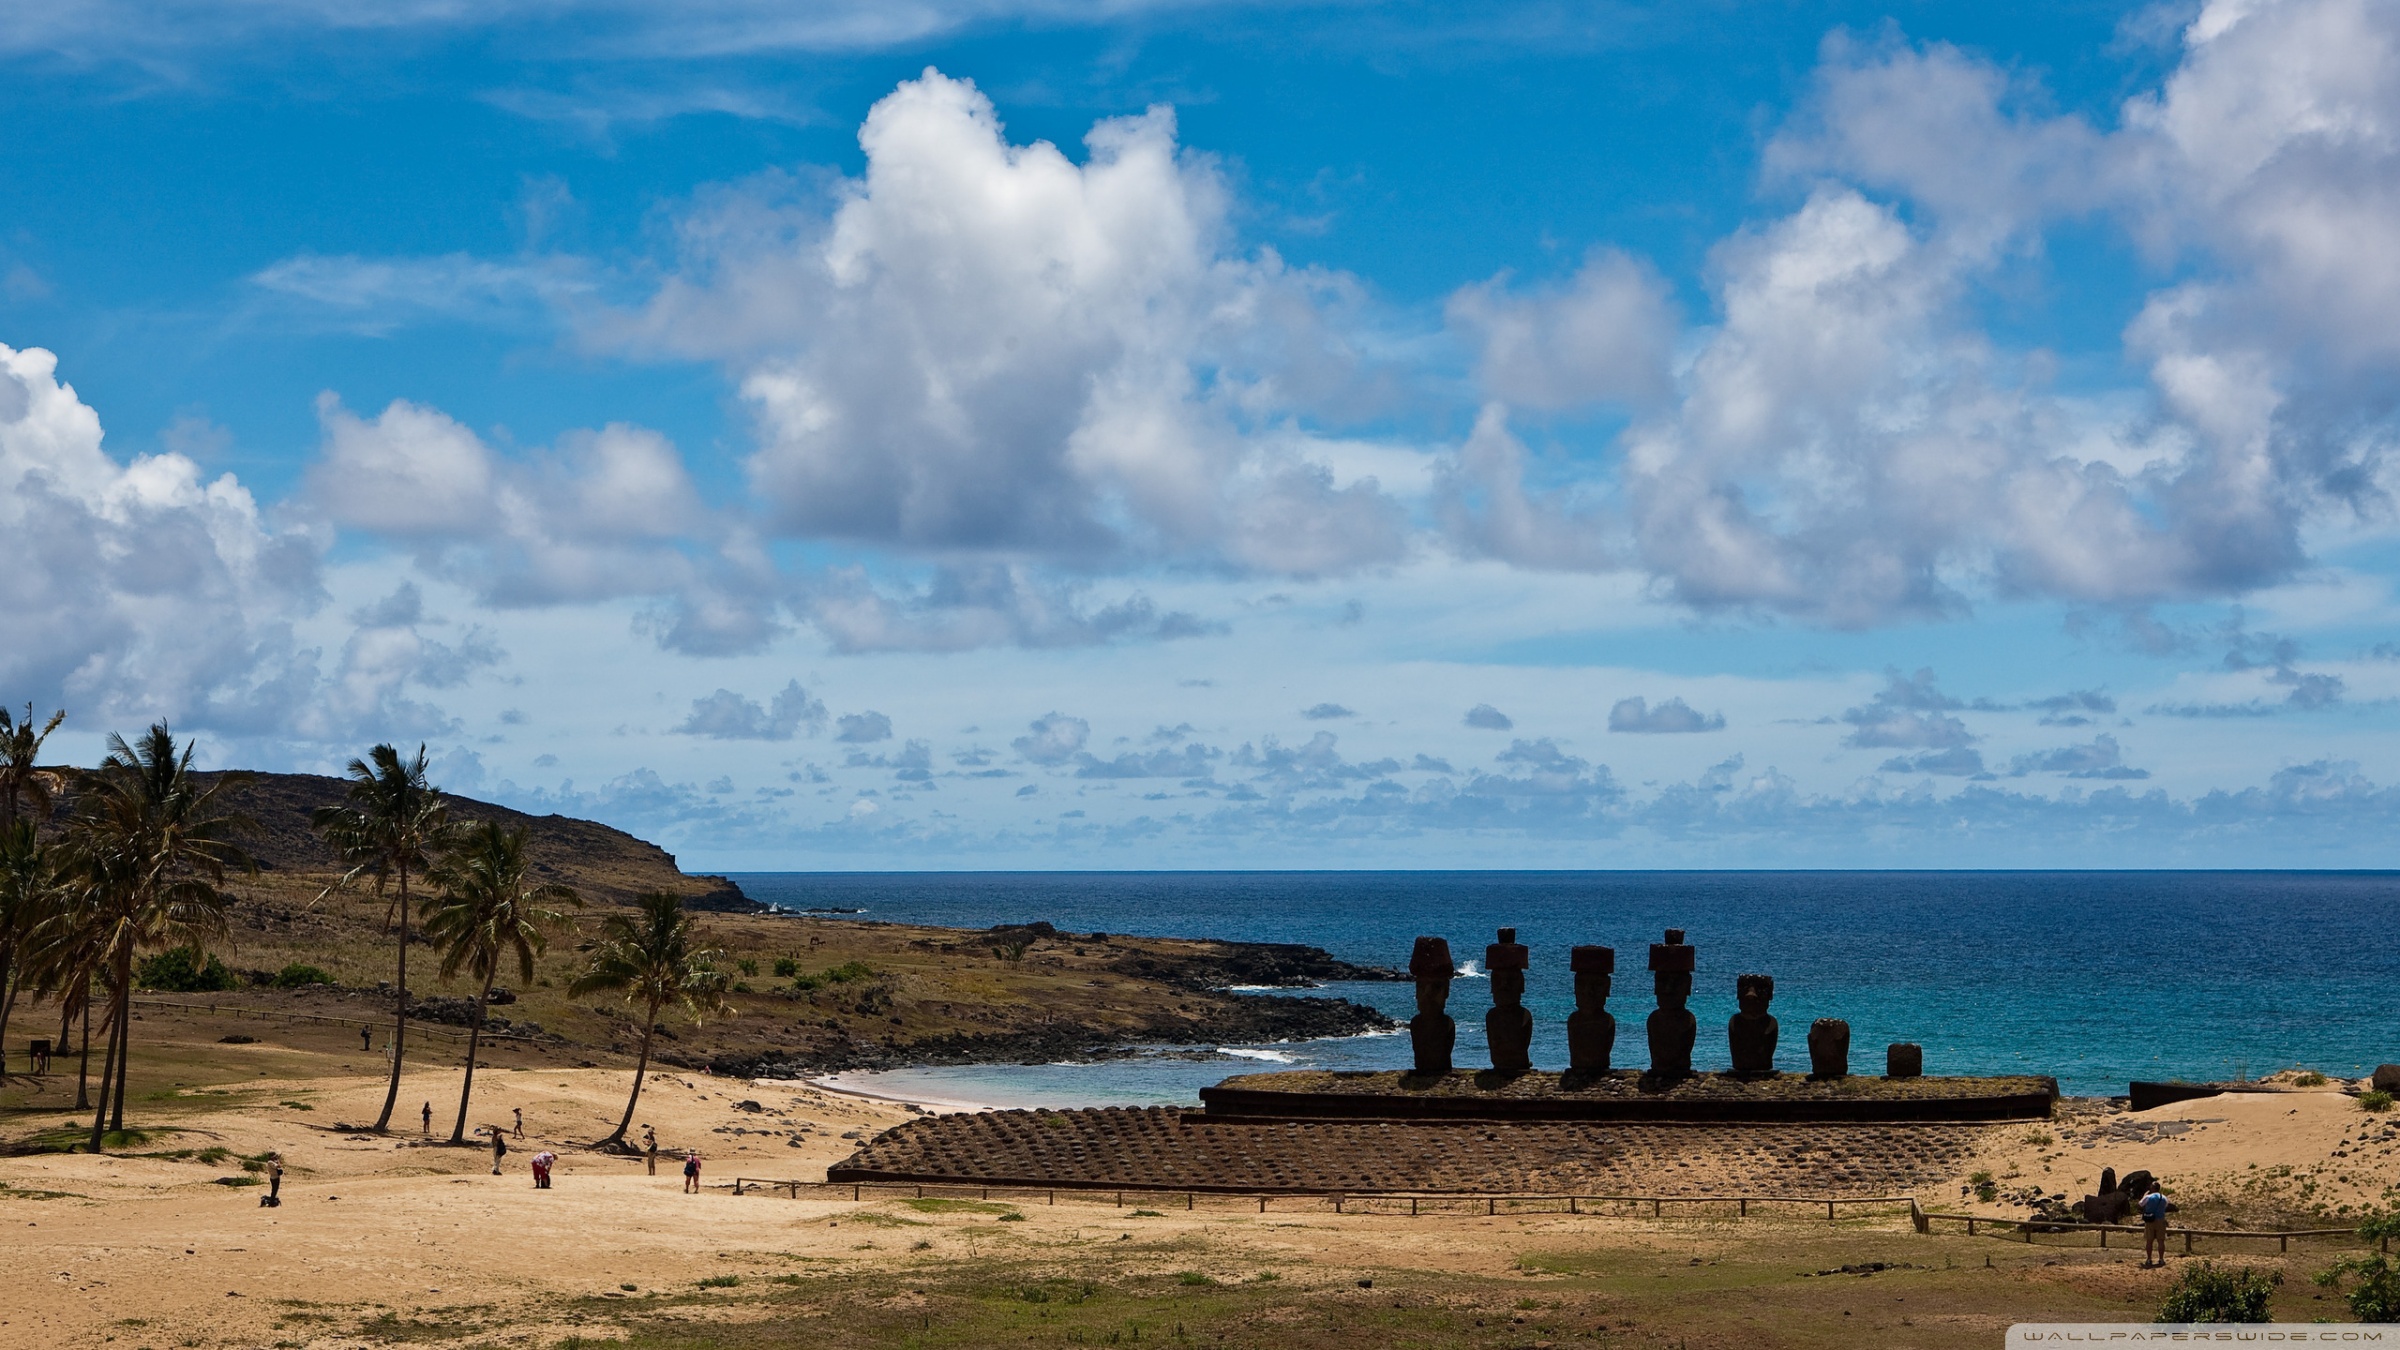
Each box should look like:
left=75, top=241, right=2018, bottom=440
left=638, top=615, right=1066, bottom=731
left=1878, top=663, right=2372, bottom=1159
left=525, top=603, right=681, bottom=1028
left=3, top=1051, right=2393, bottom=1349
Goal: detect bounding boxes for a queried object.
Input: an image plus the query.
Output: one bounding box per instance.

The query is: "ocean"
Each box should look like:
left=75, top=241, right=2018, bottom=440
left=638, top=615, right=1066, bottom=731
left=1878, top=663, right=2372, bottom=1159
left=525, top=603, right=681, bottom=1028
left=725, top=871, right=2399, bottom=1107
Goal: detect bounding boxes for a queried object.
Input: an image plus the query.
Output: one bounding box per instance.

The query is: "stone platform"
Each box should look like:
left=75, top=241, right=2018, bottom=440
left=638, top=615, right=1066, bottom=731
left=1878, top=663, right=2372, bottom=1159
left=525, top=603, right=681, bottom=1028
left=1197, top=1069, right=2057, bottom=1123
left=825, top=1106, right=1994, bottom=1195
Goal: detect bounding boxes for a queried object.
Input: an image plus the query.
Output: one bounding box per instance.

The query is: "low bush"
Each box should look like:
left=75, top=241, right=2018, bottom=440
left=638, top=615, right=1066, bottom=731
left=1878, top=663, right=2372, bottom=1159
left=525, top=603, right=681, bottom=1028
left=271, top=962, right=334, bottom=988
left=2361, top=1090, right=2394, bottom=1113
left=2315, top=1253, right=2400, bottom=1322
left=696, top=1275, right=740, bottom=1289
left=137, top=946, right=236, bottom=993
left=2158, top=1262, right=2279, bottom=1323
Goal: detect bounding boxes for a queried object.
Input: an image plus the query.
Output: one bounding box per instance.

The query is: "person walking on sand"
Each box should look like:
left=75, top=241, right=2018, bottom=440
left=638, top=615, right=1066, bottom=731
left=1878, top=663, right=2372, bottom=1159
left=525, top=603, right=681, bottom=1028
left=2140, top=1181, right=2170, bottom=1267
left=513, top=1107, right=523, bottom=1139
left=261, top=1152, right=284, bottom=1207
left=682, top=1151, right=701, bottom=1194
left=489, top=1124, right=509, bottom=1176
left=642, top=1125, right=657, bottom=1176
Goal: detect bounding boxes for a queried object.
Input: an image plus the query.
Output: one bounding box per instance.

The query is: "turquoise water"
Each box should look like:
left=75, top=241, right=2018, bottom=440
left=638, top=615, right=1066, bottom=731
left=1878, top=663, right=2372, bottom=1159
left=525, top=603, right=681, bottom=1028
left=732, top=871, right=2400, bottom=1104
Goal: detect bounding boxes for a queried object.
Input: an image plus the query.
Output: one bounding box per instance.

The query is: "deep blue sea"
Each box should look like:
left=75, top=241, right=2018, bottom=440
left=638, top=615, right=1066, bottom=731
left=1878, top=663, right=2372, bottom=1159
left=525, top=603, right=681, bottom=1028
left=726, top=872, right=2399, bottom=1107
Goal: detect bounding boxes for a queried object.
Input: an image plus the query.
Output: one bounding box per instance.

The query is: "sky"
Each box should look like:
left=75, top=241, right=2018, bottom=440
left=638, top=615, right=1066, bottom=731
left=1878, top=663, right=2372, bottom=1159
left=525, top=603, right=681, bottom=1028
left=4, top=0, right=2400, bottom=870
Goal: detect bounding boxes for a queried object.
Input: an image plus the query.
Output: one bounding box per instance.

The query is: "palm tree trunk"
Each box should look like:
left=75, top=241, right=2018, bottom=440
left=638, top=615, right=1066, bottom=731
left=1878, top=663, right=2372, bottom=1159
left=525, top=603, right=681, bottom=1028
left=605, top=1000, right=662, bottom=1146
left=108, top=958, right=132, bottom=1134
left=73, top=1001, right=90, bottom=1109
left=86, top=997, right=120, bottom=1152
left=373, top=864, right=409, bottom=1132
left=0, top=954, right=18, bottom=1076
left=448, top=970, right=495, bottom=1144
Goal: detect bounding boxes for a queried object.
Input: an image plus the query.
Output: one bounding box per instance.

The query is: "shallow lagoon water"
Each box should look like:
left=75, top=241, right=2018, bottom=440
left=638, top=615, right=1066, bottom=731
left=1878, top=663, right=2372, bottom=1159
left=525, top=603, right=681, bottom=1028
left=734, top=871, right=2400, bottom=1105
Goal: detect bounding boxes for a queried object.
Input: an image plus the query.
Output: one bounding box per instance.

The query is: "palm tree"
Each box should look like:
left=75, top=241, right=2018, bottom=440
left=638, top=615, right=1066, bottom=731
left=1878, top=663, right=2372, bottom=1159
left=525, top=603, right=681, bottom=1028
left=0, top=819, right=60, bottom=1074
left=61, top=723, right=254, bottom=1151
left=569, top=892, right=732, bottom=1148
left=0, top=704, right=66, bottom=832
left=421, top=821, right=578, bottom=1144
left=312, top=744, right=451, bottom=1133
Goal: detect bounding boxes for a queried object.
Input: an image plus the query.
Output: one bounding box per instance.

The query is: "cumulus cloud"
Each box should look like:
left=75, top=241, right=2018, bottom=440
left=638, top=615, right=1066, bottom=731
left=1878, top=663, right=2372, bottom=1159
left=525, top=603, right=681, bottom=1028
left=1877, top=747, right=1987, bottom=777
left=2025, top=689, right=2117, bottom=726
left=1607, top=696, right=1725, bottom=734
left=800, top=562, right=1218, bottom=654
left=615, top=70, right=1408, bottom=575
left=1840, top=669, right=1976, bottom=750
left=1301, top=702, right=1354, bottom=720
left=0, top=342, right=331, bottom=730
left=1463, top=703, right=1514, bottom=730
left=1446, top=247, right=1678, bottom=411
left=2008, top=733, right=2149, bottom=779
left=673, top=680, right=826, bottom=740
left=835, top=710, right=893, bottom=743
left=1012, top=712, right=1090, bottom=765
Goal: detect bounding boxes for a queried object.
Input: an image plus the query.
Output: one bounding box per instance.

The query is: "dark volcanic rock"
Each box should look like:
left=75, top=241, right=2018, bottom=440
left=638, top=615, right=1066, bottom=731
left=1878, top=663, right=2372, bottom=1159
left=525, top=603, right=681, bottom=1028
left=709, top=992, right=1399, bottom=1079
left=1108, top=941, right=1403, bottom=990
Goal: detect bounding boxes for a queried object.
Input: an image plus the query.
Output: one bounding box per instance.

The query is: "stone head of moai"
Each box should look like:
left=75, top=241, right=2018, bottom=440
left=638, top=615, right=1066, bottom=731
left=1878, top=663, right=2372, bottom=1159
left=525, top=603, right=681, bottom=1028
left=1485, top=927, right=1530, bottom=1007
left=1648, top=928, right=1695, bottom=1008
left=1408, top=936, right=1455, bottom=1016
left=1735, top=973, right=1775, bottom=1016
left=1570, top=944, right=1614, bottom=1007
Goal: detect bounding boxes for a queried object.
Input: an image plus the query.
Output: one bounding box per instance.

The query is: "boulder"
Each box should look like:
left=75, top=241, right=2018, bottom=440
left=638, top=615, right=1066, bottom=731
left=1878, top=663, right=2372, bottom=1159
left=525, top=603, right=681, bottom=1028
left=2373, top=1064, right=2400, bottom=1094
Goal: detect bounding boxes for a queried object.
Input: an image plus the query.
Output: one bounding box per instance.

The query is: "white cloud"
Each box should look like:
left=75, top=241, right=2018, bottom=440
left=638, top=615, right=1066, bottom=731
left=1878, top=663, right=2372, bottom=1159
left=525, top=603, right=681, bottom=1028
left=615, top=70, right=1407, bottom=575
left=1607, top=695, right=1725, bottom=734
left=673, top=680, right=826, bottom=740
left=1011, top=711, right=1090, bottom=765
left=0, top=342, right=326, bottom=728
left=1445, top=247, right=1678, bottom=411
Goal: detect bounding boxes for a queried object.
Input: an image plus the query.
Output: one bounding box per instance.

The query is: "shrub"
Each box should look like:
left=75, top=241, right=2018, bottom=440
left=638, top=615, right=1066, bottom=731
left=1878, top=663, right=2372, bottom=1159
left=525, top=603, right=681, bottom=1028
left=137, top=946, right=236, bottom=992
left=824, top=961, right=873, bottom=983
left=2293, top=1070, right=2329, bottom=1087
left=2361, top=1091, right=2395, bottom=1113
left=772, top=957, right=799, bottom=978
left=2158, top=1263, right=2279, bottom=1323
left=271, top=962, right=333, bottom=988
left=736, top=958, right=758, bottom=976
left=1970, top=1170, right=1999, bottom=1203
left=1176, top=1272, right=1215, bottom=1286
left=696, top=1275, right=740, bottom=1289
left=2316, top=1254, right=2400, bottom=1322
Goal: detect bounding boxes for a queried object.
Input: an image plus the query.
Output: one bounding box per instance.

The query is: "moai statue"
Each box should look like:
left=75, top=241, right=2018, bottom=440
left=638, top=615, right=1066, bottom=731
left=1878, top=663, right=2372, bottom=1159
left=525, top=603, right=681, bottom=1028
left=1646, top=929, right=1697, bottom=1077
left=1727, top=973, right=1779, bottom=1074
left=1807, top=1018, right=1851, bottom=1079
left=1565, top=945, right=1617, bottom=1077
left=1484, top=927, right=1533, bottom=1074
left=1886, top=1042, right=1924, bottom=1078
left=1407, top=936, right=1456, bottom=1075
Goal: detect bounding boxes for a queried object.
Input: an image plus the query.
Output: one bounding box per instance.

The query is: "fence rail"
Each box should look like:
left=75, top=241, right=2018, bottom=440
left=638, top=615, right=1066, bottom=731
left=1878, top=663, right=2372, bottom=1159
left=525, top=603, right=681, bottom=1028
left=1915, top=1210, right=2383, bottom=1254
left=730, top=1177, right=1919, bottom=1219
left=727, top=1179, right=2391, bottom=1252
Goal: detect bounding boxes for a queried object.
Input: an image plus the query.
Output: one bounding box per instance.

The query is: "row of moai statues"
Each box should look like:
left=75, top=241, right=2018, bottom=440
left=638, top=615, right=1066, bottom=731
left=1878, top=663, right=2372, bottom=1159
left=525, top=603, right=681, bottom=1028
left=1407, top=927, right=1923, bottom=1079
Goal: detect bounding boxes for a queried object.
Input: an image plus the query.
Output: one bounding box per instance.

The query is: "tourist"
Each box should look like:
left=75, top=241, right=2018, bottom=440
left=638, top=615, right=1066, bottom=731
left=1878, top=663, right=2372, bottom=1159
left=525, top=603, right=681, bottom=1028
left=261, top=1152, right=284, bottom=1207
left=643, top=1125, right=658, bottom=1176
left=683, top=1150, right=702, bottom=1194
left=490, top=1125, right=508, bottom=1176
left=513, top=1107, right=524, bottom=1139
left=421, top=1100, right=431, bottom=1136
left=361, top=1027, right=372, bottom=1053
left=2140, top=1181, right=2170, bottom=1267
left=531, top=1150, right=556, bottom=1189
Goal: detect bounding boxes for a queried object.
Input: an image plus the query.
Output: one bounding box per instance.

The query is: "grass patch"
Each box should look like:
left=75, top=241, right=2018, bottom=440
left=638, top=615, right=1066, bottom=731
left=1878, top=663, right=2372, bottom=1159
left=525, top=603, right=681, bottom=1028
left=1128, top=1209, right=1165, bottom=1218
left=2294, top=1071, right=2329, bottom=1087
left=839, top=1212, right=926, bottom=1227
left=900, top=1197, right=1019, bottom=1216
left=2361, top=1090, right=2394, bottom=1113
left=215, top=1174, right=264, bottom=1186
left=1175, top=1271, right=1216, bottom=1286
left=697, top=1275, right=741, bottom=1289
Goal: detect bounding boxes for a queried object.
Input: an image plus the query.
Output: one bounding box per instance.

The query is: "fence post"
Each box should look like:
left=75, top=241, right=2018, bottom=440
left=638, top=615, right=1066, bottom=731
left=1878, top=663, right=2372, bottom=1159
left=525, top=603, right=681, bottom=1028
left=1258, top=1197, right=1265, bottom=1213
left=1826, top=1200, right=1835, bottom=1221
left=2098, top=1229, right=2106, bottom=1248
left=2022, top=1224, right=2031, bottom=1244
left=1187, top=1192, right=1194, bottom=1211
left=853, top=1184, right=861, bottom=1201
left=2280, top=1234, right=2288, bottom=1254
left=1570, top=1197, right=1579, bottom=1215
left=2184, top=1231, right=2193, bottom=1254
left=1967, top=1217, right=1976, bottom=1236
left=1411, top=1197, right=1418, bottom=1217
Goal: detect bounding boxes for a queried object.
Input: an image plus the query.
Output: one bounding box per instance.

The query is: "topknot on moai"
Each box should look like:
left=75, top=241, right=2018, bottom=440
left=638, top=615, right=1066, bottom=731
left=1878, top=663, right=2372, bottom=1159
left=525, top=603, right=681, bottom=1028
left=1484, top=928, right=1533, bottom=1074
left=1565, top=945, right=1617, bottom=1078
left=1406, top=936, right=1456, bottom=1076
left=1645, top=929, right=1697, bottom=1077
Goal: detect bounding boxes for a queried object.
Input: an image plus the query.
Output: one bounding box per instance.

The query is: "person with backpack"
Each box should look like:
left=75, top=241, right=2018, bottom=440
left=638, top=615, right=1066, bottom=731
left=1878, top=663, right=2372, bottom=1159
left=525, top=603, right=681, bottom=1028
left=2140, top=1181, right=2171, bottom=1267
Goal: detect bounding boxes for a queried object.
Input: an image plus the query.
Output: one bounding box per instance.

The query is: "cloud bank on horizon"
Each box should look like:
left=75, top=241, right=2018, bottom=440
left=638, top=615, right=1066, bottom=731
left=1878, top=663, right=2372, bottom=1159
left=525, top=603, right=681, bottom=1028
left=4, top=0, right=2400, bottom=867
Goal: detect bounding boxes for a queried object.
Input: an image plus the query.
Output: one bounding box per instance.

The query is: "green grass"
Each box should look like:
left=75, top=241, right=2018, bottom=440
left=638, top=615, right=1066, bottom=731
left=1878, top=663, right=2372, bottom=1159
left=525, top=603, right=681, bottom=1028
left=900, top=1196, right=1019, bottom=1216
left=696, top=1275, right=741, bottom=1289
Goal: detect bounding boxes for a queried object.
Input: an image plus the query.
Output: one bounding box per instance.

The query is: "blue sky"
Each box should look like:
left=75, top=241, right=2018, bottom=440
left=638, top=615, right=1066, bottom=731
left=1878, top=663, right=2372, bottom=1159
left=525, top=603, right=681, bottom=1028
left=6, top=0, right=2400, bottom=869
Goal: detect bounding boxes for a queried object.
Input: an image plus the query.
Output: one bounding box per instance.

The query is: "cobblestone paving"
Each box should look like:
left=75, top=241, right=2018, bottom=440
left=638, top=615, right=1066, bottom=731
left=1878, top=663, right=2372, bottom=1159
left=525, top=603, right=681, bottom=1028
left=828, top=1107, right=1991, bottom=1194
